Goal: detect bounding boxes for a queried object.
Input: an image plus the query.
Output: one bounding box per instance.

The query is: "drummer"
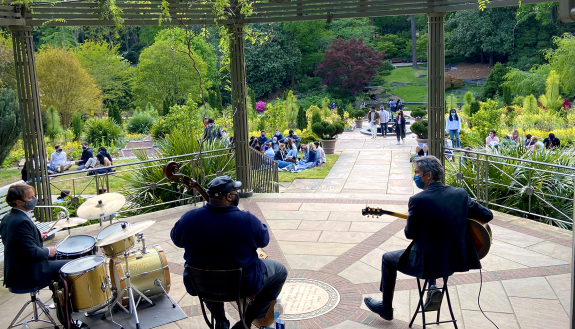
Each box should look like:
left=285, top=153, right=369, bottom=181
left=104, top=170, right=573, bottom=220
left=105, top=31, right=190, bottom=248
left=171, top=176, right=287, bottom=329
left=0, top=184, right=69, bottom=291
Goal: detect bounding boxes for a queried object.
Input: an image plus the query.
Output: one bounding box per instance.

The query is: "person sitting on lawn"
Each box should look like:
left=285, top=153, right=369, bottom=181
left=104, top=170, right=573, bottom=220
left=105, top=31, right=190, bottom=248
left=271, top=137, right=280, bottom=151
left=273, top=129, right=284, bottom=143
left=314, top=142, right=326, bottom=164
left=274, top=144, right=297, bottom=170
left=257, top=130, right=269, bottom=146
left=87, top=153, right=113, bottom=176
left=98, top=147, right=113, bottom=165
left=306, top=142, right=318, bottom=165
left=49, top=145, right=72, bottom=173
left=525, top=134, right=534, bottom=147
left=264, top=143, right=275, bottom=158
left=281, top=130, right=301, bottom=149
left=75, top=142, right=93, bottom=170
left=543, top=133, right=561, bottom=149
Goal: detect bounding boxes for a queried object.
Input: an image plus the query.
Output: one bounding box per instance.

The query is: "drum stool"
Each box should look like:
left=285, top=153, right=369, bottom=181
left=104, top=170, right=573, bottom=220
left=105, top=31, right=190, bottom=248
left=409, top=277, right=457, bottom=329
left=8, top=285, right=59, bottom=329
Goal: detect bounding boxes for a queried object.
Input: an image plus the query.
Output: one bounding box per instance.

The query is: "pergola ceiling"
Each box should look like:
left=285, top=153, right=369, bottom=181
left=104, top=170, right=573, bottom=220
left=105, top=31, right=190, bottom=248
left=0, top=0, right=555, bottom=27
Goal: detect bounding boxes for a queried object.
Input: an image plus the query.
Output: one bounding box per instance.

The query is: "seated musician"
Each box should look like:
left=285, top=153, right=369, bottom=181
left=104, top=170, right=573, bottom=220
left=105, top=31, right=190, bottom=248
left=171, top=176, right=287, bottom=329
left=0, top=184, right=69, bottom=291
left=364, top=156, right=493, bottom=320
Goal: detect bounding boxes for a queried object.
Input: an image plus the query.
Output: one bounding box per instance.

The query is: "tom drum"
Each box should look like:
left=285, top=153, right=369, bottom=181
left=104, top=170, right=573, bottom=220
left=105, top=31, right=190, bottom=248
left=59, top=255, right=111, bottom=313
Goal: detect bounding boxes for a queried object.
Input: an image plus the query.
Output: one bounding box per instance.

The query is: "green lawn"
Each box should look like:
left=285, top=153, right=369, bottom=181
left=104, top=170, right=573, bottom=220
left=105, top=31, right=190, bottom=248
left=382, top=67, right=484, bottom=103
left=278, top=153, right=340, bottom=183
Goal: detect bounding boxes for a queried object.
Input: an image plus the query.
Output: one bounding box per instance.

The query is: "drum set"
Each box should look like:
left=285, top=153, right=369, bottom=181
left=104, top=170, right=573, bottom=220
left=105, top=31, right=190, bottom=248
left=50, top=193, right=174, bottom=329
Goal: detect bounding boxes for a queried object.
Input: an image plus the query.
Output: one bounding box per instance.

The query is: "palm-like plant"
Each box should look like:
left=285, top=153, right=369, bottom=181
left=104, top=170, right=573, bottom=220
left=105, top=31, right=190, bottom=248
left=446, top=146, right=575, bottom=229
left=538, top=70, right=564, bottom=112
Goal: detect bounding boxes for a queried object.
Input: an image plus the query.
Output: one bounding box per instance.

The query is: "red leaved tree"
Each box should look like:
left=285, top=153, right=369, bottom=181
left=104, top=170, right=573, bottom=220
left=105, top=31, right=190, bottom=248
left=315, top=38, right=385, bottom=96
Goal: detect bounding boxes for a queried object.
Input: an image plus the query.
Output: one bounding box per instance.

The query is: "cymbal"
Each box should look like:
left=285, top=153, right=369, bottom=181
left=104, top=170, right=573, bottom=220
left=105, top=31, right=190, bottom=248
left=96, top=220, right=155, bottom=247
left=77, top=193, right=126, bottom=220
left=53, top=217, right=87, bottom=228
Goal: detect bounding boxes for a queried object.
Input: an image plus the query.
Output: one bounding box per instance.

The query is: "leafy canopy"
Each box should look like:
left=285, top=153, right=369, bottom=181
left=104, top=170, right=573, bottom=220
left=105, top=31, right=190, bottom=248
left=36, top=46, right=103, bottom=126
left=0, top=89, right=21, bottom=166
left=546, top=34, right=575, bottom=96
left=315, top=38, right=385, bottom=96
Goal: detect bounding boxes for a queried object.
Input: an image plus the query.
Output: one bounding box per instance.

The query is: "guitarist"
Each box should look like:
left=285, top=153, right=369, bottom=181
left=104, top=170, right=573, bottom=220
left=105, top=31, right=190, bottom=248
left=364, top=156, right=493, bottom=321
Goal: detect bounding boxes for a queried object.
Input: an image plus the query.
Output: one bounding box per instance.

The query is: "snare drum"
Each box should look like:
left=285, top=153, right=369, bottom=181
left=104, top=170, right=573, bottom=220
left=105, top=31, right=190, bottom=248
left=109, top=245, right=170, bottom=306
left=56, top=235, right=97, bottom=260
left=60, top=255, right=111, bottom=312
left=96, top=221, right=136, bottom=257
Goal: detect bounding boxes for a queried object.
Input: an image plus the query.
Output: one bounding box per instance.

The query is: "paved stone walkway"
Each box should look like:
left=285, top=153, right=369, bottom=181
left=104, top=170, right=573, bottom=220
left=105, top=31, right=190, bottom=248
left=1, top=127, right=572, bottom=329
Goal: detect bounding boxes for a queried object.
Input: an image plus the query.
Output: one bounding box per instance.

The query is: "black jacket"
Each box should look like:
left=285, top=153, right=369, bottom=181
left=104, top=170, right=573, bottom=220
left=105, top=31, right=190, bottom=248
left=543, top=137, right=560, bottom=149
left=398, top=182, right=493, bottom=280
left=79, top=147, right=93, bottom=164
left=0, top=209, right=52, bottom=289
left=274, top=149, right=286, bottom=161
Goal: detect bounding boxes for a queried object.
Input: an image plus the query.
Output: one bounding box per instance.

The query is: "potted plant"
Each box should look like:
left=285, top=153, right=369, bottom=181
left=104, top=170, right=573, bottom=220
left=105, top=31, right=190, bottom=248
left=410, top=120, right=428, bottom=144
left=311, top=121, right=345, bottom=154
left=351, top=109, right=366, bottom=128
left=410, top=107, right=427, bottom=122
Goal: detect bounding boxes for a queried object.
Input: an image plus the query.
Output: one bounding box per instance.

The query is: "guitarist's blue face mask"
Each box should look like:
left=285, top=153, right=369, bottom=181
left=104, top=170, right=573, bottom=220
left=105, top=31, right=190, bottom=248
left=413, top=174, right=425, bottom=189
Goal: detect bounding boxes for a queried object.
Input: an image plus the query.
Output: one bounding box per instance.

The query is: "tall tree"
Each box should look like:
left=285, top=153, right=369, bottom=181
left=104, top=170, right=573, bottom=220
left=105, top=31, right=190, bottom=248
left=0, top=89, right=21, bottom=166
left=410, top=15, right=417, bottom=69
left=482, top=63, right=508, bottom=99
left=328, top=18, right=376, bottom=45
left=132, top=40, right=207, bottom=109
left=445, top=7, right=516, bottom=66
left=75, top=40, right=134, bottom=109
left=546, top=34, right=575, bottom=95
left=315, top=38, right=385, bottom=96
left=283, top=21, right=333, bottom=76
left=36, top=46, right=102, bottom=126
left=0, top=32, right=15, bottom=90
left=245, top=24, right=301, bottom=98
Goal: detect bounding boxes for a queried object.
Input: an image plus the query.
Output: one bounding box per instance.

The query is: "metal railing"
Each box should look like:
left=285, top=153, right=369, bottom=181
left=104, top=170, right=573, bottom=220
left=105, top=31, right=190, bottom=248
left=49, top=148, right=236, bottom=216
left=249, top=148, right=279, bottom=193
left=444, top=147, right=575, bottom=229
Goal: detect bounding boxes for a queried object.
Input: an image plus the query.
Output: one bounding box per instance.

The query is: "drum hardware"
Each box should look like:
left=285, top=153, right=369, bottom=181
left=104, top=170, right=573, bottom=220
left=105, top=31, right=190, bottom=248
left=154, top=279, right=176, bottom=308
left=37, top=204, right=71, bottom=235
left=136, top=233, right=149, bottom=254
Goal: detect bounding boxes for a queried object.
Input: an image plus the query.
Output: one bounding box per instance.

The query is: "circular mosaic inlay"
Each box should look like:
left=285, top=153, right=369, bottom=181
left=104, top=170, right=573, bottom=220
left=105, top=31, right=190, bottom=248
left=278, top=278, right=340, bottom=320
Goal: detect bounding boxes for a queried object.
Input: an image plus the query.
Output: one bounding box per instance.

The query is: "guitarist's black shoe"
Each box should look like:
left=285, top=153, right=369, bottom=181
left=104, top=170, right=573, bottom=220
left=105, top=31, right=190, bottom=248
left=424, top=285, right=443, bottom=312
left=364, top=297, right=393, bottom=321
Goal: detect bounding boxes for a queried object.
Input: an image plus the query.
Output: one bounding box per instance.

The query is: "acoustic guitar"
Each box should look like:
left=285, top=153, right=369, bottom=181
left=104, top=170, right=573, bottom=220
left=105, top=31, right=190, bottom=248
left=361, top=206, right=492, bottom=260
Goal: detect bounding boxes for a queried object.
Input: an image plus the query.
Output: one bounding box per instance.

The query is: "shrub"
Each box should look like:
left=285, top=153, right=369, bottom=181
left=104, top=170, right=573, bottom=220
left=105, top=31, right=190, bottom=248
left=471, top=100, right=502, bottom=139
left=503, top=85, right=512, bottom=106
left=513, top=109, right=566, bottom=132
left=83, top=117, right=124, bottom=146
left=351, top=109, right=366, bottom=119
left=482, top=62, right=508, bottom=99
left=71, top=112, right=83, bottom=141
left=410, top=107, right=427, bottom=118
left=445, top=74, right=464, bottom=89
left=256, top=101, right=266, bottom=113
left=45, top=106, right=64, bottom=138
left=294, top=76, right=322, bottom=93
left=128, top=111, right=156, bottom=133
left=296, top=107, right=308, bottom=131
left=410, top=120, right=428, bottom=139
left=311, top=106, right=322, bottom=126
left=151, top=96, right=204, bottom=139
left=0, top=89, right=21, bottom=167
left=311, top=121, right=344, bottom=139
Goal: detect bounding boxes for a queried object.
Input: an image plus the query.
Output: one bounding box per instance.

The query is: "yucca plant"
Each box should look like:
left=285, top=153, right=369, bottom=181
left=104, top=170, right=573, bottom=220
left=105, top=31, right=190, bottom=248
left=121, top=128, right=235, bottom=215
left=446, top=146, right=575, bottom=229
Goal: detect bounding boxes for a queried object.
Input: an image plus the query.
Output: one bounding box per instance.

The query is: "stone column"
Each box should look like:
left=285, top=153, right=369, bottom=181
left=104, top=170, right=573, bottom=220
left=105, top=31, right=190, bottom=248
left=228, top=24, right=253, bottom=197
left=427, top=13, right=446, bottom=168
left=10, top=26, right=52, bottom=221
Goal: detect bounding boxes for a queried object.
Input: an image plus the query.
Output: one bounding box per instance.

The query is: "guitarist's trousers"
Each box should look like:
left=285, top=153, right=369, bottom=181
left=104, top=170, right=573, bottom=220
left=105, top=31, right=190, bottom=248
left=380, top=250, right=436, bottom=310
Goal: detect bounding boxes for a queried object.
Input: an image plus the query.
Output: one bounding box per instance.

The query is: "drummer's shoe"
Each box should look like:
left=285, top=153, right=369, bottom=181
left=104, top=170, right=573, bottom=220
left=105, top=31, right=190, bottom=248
left=216, top=318, right=230, bottom=329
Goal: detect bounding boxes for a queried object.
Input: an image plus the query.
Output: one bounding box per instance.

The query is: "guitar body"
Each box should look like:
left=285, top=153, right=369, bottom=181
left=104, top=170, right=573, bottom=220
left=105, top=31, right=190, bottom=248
left=468, top=219, right=492, bottom=260
left=362, top=207, right=492, bottom=260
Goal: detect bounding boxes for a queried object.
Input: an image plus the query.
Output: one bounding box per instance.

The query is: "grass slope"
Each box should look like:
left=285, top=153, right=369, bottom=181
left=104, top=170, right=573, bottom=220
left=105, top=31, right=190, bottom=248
left=278, top=153, right=339, bottom=183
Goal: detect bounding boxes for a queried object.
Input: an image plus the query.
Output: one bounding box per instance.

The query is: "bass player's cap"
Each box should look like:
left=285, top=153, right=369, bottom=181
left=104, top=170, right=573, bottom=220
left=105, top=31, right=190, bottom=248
left=207, top=176, right=242, bottom=197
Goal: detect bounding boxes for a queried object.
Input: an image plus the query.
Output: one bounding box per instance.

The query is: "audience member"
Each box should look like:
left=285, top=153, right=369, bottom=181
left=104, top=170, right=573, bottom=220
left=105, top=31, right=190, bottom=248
left=273, top=129, right=284, bottom=143
left=485, top=130, right=499, bottom=146
left=271, top=137, right=279, bottom=151
left=394, top=110, right=406, bottom=145
left=525, top=134, right=534, bottom=147
left=49, top=145, right=72, bottom=173
left=368, top=106, right=380, bottom=139
left=281, top=130, right=301, bottom=149
left=501, top=135, right=517, bottom=147
left=445, top=109, right=461, bottom=148
left=379, top=106, right=390, bottom=138
left=76, top=142, right=93, bottom=170
left=203, top=118, right=223, bottom=142
left=257, top=130, right=269, bottom=145
left=510, top=129, right=519, bottom=144
left=56, top=190, right=71, bottom=203
left=98, top=147, right=113, bottom=165
left=264, top=143, right=275, bottom=158
left=543, top=133, right=560, bottom=149
left=314, top=142, right=326, bottom=164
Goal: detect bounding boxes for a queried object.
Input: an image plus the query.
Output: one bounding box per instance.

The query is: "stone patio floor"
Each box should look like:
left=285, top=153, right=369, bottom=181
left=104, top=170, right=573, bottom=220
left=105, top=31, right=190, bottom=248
left=0, top=129, right=572, bottom=329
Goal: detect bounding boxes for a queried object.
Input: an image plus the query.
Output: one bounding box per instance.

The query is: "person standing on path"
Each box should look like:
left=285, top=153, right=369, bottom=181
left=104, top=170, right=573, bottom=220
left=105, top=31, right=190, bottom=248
left=368, top=106, right=380, bottom=139
left=445, top=109, right=461, bottom=148
left=394, top=110, right=406, bottom=145
left=379, top=106, right=390, bottom=138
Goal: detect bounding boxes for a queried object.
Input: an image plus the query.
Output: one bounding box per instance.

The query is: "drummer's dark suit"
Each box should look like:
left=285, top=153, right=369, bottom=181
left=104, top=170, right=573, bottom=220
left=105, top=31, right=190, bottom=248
left=0, top=209, right=68, bottom=290
left=379, top=182, right=493, bottom=309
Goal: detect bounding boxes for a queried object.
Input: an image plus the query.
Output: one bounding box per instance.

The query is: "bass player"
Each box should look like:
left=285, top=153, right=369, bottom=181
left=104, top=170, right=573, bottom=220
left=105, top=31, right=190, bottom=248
left=364, top=156, right=493, bottom=321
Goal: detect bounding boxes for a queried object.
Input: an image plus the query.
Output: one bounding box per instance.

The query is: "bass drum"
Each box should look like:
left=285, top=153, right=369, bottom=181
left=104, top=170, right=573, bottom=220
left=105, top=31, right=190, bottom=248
left=96, top=221, right=136, bottom=257
left=109, top=245, right=170, bottom=306
left=59, top=255, right=111, bottom=313
left=56, top=235, right=97, bottom=260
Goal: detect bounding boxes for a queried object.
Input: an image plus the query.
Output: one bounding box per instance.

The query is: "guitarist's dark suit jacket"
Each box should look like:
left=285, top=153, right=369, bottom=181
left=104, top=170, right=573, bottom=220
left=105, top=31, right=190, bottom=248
left=398, top=182, right=493, bottom=280
left=0, top=209, right=67, bottom=290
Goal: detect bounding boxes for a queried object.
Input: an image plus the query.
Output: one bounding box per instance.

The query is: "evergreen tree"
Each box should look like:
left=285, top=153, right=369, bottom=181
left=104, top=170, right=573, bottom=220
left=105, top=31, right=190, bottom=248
left=162, top=95, right=175, bottom=116
left=468, top=101, right=480, bottom=128
left=71, top=112, right=83, bottom=141
left=114, top=106, right=123, bottom=126
left=208, top=90, right=217, bottom=109
left=482, top=63, right=508, bottom=100
left=45, top=106, right=64, bottom=138
left=296, top=107, right=308, bottom=131
left=107, top=106, right=114, bottom=122
left=0, top=89, right=21, bottom=166
left=311, top=106, right=322, bottom=126
left=503, top=85, right=512, bottom=106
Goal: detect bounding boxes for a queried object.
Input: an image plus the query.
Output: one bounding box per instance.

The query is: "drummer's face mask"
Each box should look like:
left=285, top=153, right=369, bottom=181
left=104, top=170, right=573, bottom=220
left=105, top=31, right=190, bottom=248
left=19, top=196, right=38, bottom=211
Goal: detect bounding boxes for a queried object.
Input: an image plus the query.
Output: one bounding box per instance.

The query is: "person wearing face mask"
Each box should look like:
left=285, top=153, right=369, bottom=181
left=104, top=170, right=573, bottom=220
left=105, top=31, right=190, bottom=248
left=445, top=109, right=461, bottom=148
left=171, top=176, right=287, bottom=329
left=280, top=129, right=301, bottom=149
left=364, top=156, right=493, bottom=322
left=257, top=130, right=269, bottom=146
left=510, top=129, right=519, bottom=144
left=0, top=184, right=70, bottom=291
left=273, top=129, right=284, bottom=143
left=75, top=142, right=93, bottom=170
left=98, top=146, right=113, bottom=165
left=485, top=130, right=499, bottom=147
left=49, top=145, right=72, bottom=173
left=271, top=136, right=280, bottom=151
left=543, top=132, right=561, bottom=149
